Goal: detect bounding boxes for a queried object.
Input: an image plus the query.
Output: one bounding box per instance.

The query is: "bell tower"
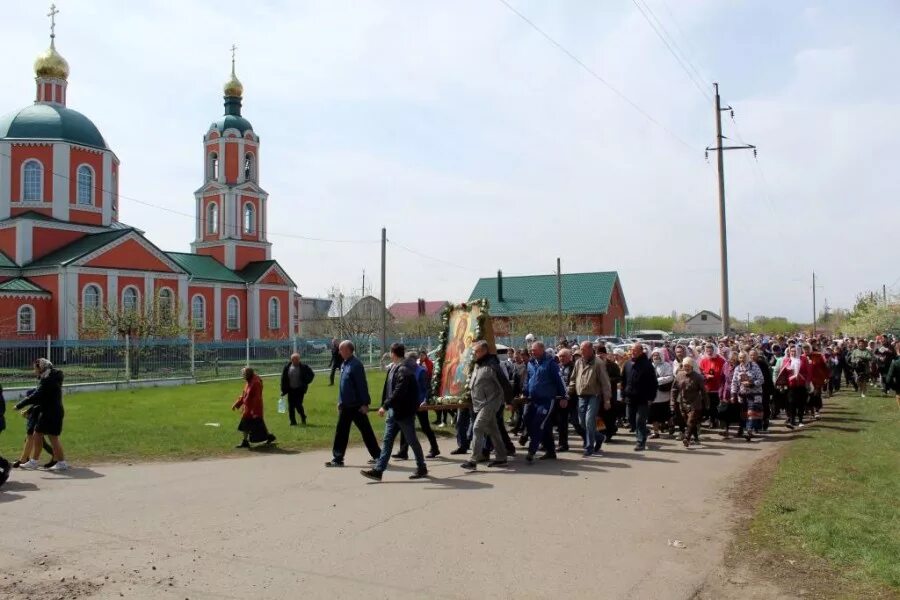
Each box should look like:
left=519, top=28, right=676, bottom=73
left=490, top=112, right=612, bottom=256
left=191, top=46, right=271, bottom=271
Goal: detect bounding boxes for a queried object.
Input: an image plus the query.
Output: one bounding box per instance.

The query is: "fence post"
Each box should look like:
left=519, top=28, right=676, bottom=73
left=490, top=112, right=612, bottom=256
left=46, top=334, right=51, bottom=360
left=292, top=335, right=297, bottom=355
left=124, top=333, right=131, bottom=382
left=245, top=337, right=250, bottom=367
left=190, top=333, right=196, bottom=377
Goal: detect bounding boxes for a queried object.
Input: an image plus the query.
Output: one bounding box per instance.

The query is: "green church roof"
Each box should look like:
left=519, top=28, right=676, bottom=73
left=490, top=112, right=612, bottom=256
left=0, top=277, right=49, bottom=294
left=0, top=103, right=109, bottom=150
left=25, top=229, right=132, bottom=268
left=165, top=252, right=245, bottom=283
left=212, top=114, right=254, bottom=135
left=468, top=271, right=626, bottom=317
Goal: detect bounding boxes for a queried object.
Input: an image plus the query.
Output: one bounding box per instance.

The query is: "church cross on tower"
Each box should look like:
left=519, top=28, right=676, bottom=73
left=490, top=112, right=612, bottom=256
left=48, top=3, right=60, bottom=47
left=230, top=43, right=237, bottom=74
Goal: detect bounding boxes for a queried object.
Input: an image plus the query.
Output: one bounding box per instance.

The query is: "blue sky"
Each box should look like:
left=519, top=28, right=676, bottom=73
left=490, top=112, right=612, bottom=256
left=3, top=0, right=897, bottom=321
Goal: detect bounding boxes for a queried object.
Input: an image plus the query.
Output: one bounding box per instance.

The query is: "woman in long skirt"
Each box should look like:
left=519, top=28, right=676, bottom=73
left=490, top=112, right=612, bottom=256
left=232, top=367, right=276, bottom=448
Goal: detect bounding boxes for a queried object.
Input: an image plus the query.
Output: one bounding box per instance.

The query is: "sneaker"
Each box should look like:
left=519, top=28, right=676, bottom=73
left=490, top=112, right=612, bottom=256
left=861, top=394, right=866, bottom=398
left=360, top=469, right=382, bottom=482
left=20, top=459, right=40, bottom=470
left=784, top=422, right=795, bottom=430
left=48, top=461, right=68, bottom=472
left=367, top=458, right=378, bottom=465
left=460, top=461, right=477, bottom=471
left=426, top=450, right=440, bottom=459
left=539, top=453, right=556, bottom=461
left=324, top=460, right=344, bottom=468
left=797, top=423, right=805, bottom=428
left=649, top=432, right=660, bottom=439
left=449, top=448, right=468, bottom=455
left=409, top=468, right=428, bottom=480
left=43, top=460, right=58, bottom=469
left=487, top=460, right=508, bottom=468
left=391, top=453, right=408, bottom=461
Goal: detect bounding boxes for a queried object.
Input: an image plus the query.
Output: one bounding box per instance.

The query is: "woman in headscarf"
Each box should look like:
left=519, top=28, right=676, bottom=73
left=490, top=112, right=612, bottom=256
left=777, top=345, right=810, bottom=429
left=649, top=349, right=674, bottom=439
left=718, top=352, right=742, bottom=438
left=731, top=351, right=764, bottom=441
left=15, top=358, right=68, bottom=471
left=232, top=367, right=276, bottom=448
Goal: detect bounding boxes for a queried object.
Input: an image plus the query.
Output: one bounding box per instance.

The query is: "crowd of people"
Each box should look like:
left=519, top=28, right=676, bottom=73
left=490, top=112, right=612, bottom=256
left=322, top=332, right=900, bottom=482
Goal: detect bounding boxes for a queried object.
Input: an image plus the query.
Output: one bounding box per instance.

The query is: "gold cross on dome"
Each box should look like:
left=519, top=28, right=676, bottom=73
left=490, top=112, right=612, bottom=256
left=48, top=3, right=60, bottom=41
left=230, top=43, right=238, bottom=73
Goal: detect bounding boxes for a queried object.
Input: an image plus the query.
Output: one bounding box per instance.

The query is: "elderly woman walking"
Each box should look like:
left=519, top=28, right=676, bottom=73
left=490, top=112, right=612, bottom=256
left=670, top=357, right=708, bottom=447
left=731, top=352, right=765, bottom=441
left=649, top=349, right=674, bottom=439
left=232, top=367, right=276, bottom=448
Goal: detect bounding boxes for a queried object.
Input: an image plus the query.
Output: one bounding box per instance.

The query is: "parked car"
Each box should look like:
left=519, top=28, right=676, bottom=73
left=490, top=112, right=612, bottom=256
left=595, top=336, right=624, bottom=346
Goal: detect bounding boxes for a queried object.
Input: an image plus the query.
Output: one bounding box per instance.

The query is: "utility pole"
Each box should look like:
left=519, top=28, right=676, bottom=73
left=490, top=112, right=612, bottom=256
left=884, top=284, right=888, bottom=305
left=706, top=83, right=756, bottom=337
left=812, top=271, right=817, bottom=336
left=380, top=228, right=387, bottom=355
left=556, top=257, right=563, bottom=339
left=361, top=269, right=365, bottom=297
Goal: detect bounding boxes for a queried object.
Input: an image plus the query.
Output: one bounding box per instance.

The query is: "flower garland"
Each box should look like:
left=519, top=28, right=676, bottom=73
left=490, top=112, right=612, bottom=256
left=429, top=299, right=490, bottom=405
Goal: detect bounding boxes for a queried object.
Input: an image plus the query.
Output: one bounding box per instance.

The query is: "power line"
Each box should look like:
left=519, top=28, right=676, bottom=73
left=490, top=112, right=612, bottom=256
left=0, top=150, right=379, bottom=245
left=386, top=239, right=477, bottom=272
left=630, top=0, right=712, bottom=102
left=495, top=0, right=699, bottom=152
left=658, top=0, right=713, bottom=89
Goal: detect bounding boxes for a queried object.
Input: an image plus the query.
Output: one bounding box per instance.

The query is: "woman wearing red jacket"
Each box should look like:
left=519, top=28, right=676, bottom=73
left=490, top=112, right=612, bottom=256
left=232, top=367, right=276, bottom=448
left=778, top=346, right=811, bottom=429
left=804, top=343, right=830, bottom=420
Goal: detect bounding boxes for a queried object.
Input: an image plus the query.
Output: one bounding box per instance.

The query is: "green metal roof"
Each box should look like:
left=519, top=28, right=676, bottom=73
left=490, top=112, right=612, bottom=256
left=25, top=229, right=131, bottom=268
left=0, top=104, right=109, bottom=150
left=213, top=114, right=254, bottom=135
left=237, top=260, right=277, bottom=283
left=0, top=277, right=49, bottom=294
left=166, top=252, right=245, bottom=283
left=468, top=271, right=624, bottom=317
left=0, top=249, right=17, bottom=268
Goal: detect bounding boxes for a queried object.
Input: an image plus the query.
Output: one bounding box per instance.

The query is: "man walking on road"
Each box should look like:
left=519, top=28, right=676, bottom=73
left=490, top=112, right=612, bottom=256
left=569, top=341, right=612, bottom=456
left=394, top=350, right=440, bottom=460
left=281, top=353, right=315, bottom=426
left=328, top=338, right=343, bottom=386
left=461, top=341, right=509, bottom=470
left=622, top=343, right=656, bottom=451
left=326, top=341, right=381, bottom=467
left=523, top=341, right=567, bottom=463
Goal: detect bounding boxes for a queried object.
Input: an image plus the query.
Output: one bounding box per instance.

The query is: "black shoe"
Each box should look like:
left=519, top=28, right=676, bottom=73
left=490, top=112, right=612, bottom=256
left=290, top=422, right=298, bottom=427
left=426, top=450, right=440, bottom=459
left=518, top=435, right=528, bottom=447
left=236, top=440, right=250, bottom=448
left=43, top=460, right=57, bottom=469
left=539, top=453, right=556, bottom=461
left=301, top=417, right=307, bottom=425
left=525, top=453, right=535, bottom=464
left=325, top=460, right=344, bottom=468
left=480, top=452, right=490, bottom=462
left=744, top=432, right=753, bottom=442
left=505, top=446, right=517, bottom=457
left=450, top=448, right=468, bottom=455
left=488, top=460, right=508, bottom=468
left=360, top=469, right=382, bottom=482
left=266, top=434, right=277, bottom=445
left=460, top=461, right=477, bottom=471
left=633, top=444, right=646, bottom=451
left=392, top=453, right=408, bottom=460
left=556, top=446, right=569, bottom=453
left=409, top=468, right=428, bottom=480
left=12, top=460, right=22, bottom=468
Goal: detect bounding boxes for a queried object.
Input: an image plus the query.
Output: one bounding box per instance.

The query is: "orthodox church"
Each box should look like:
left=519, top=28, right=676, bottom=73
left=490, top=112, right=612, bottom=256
left=0, top=12, right=297, bottom=340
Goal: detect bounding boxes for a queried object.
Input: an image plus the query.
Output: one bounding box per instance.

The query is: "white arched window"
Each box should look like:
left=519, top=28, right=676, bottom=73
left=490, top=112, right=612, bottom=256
left=17, top=305, right=35, bottom=333
left=23, top=160, right=43, bottom=201
left=268, top=297, right=280, bottom=329
left=243, top=203, right=255, bottom=234
left=122, top=286, right=139, bottom=312
left=209, top=153, right=219, bottom=180
left=158, top=287, right=174, bottom=321
left=206, top=202, right=219, bottom=235
left=83, top=284, right=102, bottom=310
left=77, top=165, right=94, bottom=205
left=191, top=295, right=206, bottom=330
left=243, top=153, right=254, bottom=181
left=227, top=296, right=240, bottom=330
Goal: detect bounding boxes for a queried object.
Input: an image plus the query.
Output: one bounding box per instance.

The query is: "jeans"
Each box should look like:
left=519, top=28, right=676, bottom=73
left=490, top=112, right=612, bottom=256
left=578, top=395, right=600, bottom=452
left=471, top=402, right=507, bottom=462
left=456, top=408, right=473, bottom=451
left=331, top=406, right=381, bottom=463
left=286, top=388, right=306, bottom=425
left=525, top=400, right=553, bottom=456
left=632, top=403, right=649, bottom=447
left=399, top=410, right=440, bottom=455
left=375, top=410, right=426, bottom=472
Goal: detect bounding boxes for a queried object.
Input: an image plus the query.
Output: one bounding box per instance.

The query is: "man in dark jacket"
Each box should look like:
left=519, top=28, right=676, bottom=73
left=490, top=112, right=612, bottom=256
left=523, top=342, right=567, bottom=463
left=621, top=344, right=656, bottom=451
left=326, top=341, right=381, bottom=467
left=361, top=344, right=428, bottom=482
left=281, top=353, right=315, bottom=426
left=395, top=351, right=440, bottom=460
left=328, top=338, right=343, bottom=386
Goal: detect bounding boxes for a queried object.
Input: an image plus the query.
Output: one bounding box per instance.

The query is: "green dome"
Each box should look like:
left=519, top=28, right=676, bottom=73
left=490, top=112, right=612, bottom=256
left=212, top=114, right=254, bottom=135
left=0, top=104, right=108, bottom=150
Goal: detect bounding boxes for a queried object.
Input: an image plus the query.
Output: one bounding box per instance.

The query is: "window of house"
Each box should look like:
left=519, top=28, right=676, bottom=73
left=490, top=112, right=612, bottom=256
left=243, top=203, right=255, bottom=234
left=701, top=314, right=708, bottom=321
left=268, top=297, right=280, bottom=329
left=17, top=305, right=35, bottom=333
left=192, top=295, right=206, bottom=330
left=77, top=165, right=93, bottom=205
left=122, top=287, right=139, bottom=312
left=227, top=296, right=240, bottom=330
left=23, top=160, right=43, bottom=201
left=207, top=202, right=219, bottom=235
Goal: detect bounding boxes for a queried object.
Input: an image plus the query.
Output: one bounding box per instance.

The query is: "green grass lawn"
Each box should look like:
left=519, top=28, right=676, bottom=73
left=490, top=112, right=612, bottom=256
left=749, top=392, right=900, bottom=593
left=0, top=370, right=443, bottom=464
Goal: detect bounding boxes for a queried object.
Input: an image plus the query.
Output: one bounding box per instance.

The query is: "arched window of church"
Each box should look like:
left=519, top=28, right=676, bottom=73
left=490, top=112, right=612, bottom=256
left=243, top=153, right=254, bottom=181
left=17, top=305, right=35, bottom=333
left=210, top=153, right=219, bottom=180
left=227, top=296, right=240, bottom=330
left=122, top=287, right=139, bottom=312
left=207, top=202, right=219, bottom=235
left=268, top=297, right=280, bottom=329
left=23, top=160, right=43, bottom=201
left=192, top=295, right=206, bottom=331
left=158, top=288, right=174, bottom=321
left=243, top=203, right=255, bottom=234
left=82, top=284, right=102, bottom=323
left=77, top=165, right=94, bottom=205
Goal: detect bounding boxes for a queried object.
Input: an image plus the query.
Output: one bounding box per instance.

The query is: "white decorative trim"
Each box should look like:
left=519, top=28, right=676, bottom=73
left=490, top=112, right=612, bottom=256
left=0, top=216, right=120, bottom=235
left=102, top=152, right=112, bottom=225
left=213, top=284, right=222, bottom=341
left=222, top=191, right=234, bottom=240
left=190, top=239, right=271, bottom=250
left=17, top=304, right=36, bottom=333
left=0, top=290, right=50, bottom=299
left=224, top=243, right=235, bottom=269
left=0, top=142, right=11, bottom=218
left=69, top=205, right=103, bottom=214
left=20, top=158, right=45, bottom=202
left=51, top=144, right=70, bottom=220
left=65, top=269, right=78, bottom=339
left=67, top=143, right=105, bottom=156
left=226, top=294, right=241, bottom=330
left=106, top=272, right=118, bottom=313
left=217, top=138, right=225, bottom=184
left=249, top=285, right=260, bottom=339
left=237, top=139, right=245, bottom=183
left=15, top=219, right=33, bottom=265
left=249, top=262, right=296, bottom=288
left=191, top=293, right=206, bottom=331
left=57, top=271, right=66, bottom=337
left=143, top=273, right=154, bottom=309
left=177, top=277, right=188, bottom=329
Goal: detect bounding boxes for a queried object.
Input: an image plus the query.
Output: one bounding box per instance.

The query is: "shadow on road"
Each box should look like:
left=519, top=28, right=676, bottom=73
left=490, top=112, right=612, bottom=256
left=39, top=467, right=105, bottom=480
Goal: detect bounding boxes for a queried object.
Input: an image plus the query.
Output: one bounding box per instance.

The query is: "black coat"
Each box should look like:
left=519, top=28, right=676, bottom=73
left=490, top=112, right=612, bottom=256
left=330, top=347, right=343, bottom=369
left=15, top=369, right=64, bottom=413
left=622, top=355, right=656, bottom=405
left=380, top=362, right=420, bottom=419
left=280, top=362, right=315, bottom=396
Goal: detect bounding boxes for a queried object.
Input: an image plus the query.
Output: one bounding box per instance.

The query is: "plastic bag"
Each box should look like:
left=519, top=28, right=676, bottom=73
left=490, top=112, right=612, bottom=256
left=277, top=395, right=287, bottom=414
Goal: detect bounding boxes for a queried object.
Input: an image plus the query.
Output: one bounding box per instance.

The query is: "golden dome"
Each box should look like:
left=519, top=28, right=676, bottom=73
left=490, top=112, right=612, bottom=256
left=224, top=72, right=243, bottom=97
left=34, top=44, right=69, bottom=80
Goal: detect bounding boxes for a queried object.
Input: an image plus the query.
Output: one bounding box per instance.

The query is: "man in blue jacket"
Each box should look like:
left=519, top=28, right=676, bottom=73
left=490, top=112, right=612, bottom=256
left=523, top=341, right=567, bottom=463
left=325, top=341, right=382, bottom=467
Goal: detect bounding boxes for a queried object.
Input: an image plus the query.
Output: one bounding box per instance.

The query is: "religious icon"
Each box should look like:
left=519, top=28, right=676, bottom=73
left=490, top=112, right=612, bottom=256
left=431, top=300, right=495, bottom=404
